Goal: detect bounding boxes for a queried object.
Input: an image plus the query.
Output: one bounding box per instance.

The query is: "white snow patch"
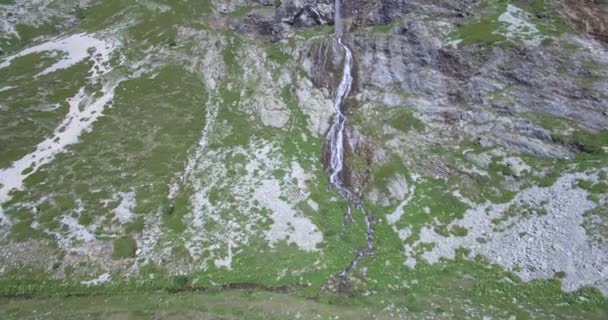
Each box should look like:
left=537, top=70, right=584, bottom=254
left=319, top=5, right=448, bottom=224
left=257, top=179, right=323, bottom=251
left=0, top=207, right=11, bottom=238
left=397, top=227, right=412, bottom=241
left=112, top=192, right=136, bottom=224
left=0, top=86, right=15, bottom=93
left=214, top=239, right=234, bottom=270
left=387, top=181, right=416, bottom=225
left=0, top=33, right=115, bottom=77
left=0, top=83, right=120, bottom=203
left=0, top=32, right=119, bottom=206
left=452, top=190, right=476, bottom=207
left=81, top=273, right=111, bottom=286
left=445, top=39, right=463, bottom=48
left=307, top=199, right=319, bottom=211
left=169, top=92, right=220, bottom=199
left=0, top=19, right=19, bottom=39
left=59, top=215, right=96, bottom=247
left=496, top=4, right=543, bottom=46
left=387, top=174, right=409, bottom=200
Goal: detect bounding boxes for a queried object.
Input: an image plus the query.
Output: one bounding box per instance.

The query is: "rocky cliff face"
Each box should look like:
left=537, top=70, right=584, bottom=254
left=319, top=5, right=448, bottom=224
left=1, top=0, right=607, bottom=318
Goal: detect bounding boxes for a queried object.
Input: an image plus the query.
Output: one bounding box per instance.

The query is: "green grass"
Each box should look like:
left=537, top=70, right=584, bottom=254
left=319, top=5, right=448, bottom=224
left=1, top=3, right=607, bottom=319
left=553, top=130, right=608, bottom=155
left=386, top=107, right=425, bottom=133
left=0, top=58, right=92, bottom=168
left=297, top=25, right=334, bottom=40
left=112, top=237, right=137, bottom=259
left=448, top=0, right=571, bottom=46
left=2, top=252, right=607, bottom=319
left=393, top=178, right=470, bottom=239
left=3, top=65, right=207, bottom=247
left=577, top=179, right=608, bottom=196
left=447, top=0, right=508, bottom=45
left=352, top=104, right=424, bottom=142
left=0, top=290, right=394, bottom=320
left=453, top=15, right=507, bottom=45
left=515, top=0, right=571, bottom=36
left=229, top=4, right=266, bottom=18
left=368, top=23, right=396, bottom=33
left=265, top=44, right=290, bottom=65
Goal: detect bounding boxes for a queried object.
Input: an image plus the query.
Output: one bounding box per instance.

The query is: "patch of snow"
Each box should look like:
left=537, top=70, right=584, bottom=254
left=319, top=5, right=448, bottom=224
left=397, top=227, right=412, bottom=241
left=0, top=33, right=119, bottom=206
left=0, top=207, right=11, bottom=238
left=496, top=4, right=542, bottom=46
left=81, top=273, right=111, bottom=286
left=257, top=179, right=323, bottom=251
left=387, top=174, right=409, bottom=200
left=32, top=104, right=61, bottom=112
left=0, top=86, right=15, bottom=93
left=445, top=39, right=462, bottom=48
left=0, top=33, right=115, bottom=77
left=112, top=192, right=136, bottom=224
left=452, top=190, right=476, bottom=207
left=59, top=215, right=96, bottom=247
left=307, top=199, right=319, bottom=211
left=387, top=180, right=416, bottom=225
left=0, top=83, right=120, bottom=203
left=214, top=239, right=233, bottom=270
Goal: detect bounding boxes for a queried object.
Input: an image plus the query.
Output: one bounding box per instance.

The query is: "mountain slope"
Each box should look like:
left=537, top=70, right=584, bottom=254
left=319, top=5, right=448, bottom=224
left=0, top=0, right=607, bottom=318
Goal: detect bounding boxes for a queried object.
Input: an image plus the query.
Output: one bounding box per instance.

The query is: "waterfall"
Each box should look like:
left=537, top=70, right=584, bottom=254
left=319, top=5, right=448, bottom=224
left=326, top=36, right=353, bottom=195
left=324, top=1, right=375, bottom=281
left=335, top=0, right=343, bottom=36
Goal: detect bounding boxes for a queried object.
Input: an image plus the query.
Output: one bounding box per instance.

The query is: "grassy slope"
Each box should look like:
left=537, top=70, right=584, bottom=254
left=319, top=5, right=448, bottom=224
left=0, top=0, right=607, bottom=319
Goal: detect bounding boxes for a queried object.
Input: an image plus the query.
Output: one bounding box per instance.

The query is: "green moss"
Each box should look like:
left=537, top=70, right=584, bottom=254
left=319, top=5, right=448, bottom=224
left=386, top=107, right=425, bottom=133
left=352, top=105, right=423, bottom=143
left=125, top=216, right=145, bottom=233
left=297, top=25, right=334, bottom=40
left=112, top=237, right=137, bottom=259
left=368, top=156, right=410, bottom=197
left=577, top=180, right=608, bottom=196
left=392, top=177, right=469, bottom=241
left=516, top=0, right=571, bottom=36
left=448, top=0, right=570, bottom=46
left=229, top=4, right=265, bottom=18
left=451, top=225, right=469, bottom=237
left=368, top=23, right=395, bottom=33
left=453, top=17, right=506, bottom=45
left=0, top=58, right=92, bottom=168
left=265, top=44, right=290, bottom=65
left=3, top=66, right=206, bottom=241
left=9, top=220, right=46, bottom=242
left=489, top=161, right=514, bottom=176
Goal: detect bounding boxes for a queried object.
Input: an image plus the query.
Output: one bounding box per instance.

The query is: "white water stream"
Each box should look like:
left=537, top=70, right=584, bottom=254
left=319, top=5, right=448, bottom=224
left=326, top=36, right=353, bottom=196
left=325, top=0, right=375, bottom=278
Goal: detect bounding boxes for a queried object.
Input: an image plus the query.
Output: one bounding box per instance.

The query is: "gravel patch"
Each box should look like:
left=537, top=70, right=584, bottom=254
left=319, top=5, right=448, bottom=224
left=407, top=171, right=608, bottom=294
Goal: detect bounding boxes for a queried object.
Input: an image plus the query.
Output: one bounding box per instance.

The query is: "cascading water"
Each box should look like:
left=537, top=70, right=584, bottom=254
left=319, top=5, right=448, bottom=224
left=326, top=36, right=353, bottom=199
left=334, top=0, right=343, bottom=36
left=324, top=0, right=374, bottom=279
